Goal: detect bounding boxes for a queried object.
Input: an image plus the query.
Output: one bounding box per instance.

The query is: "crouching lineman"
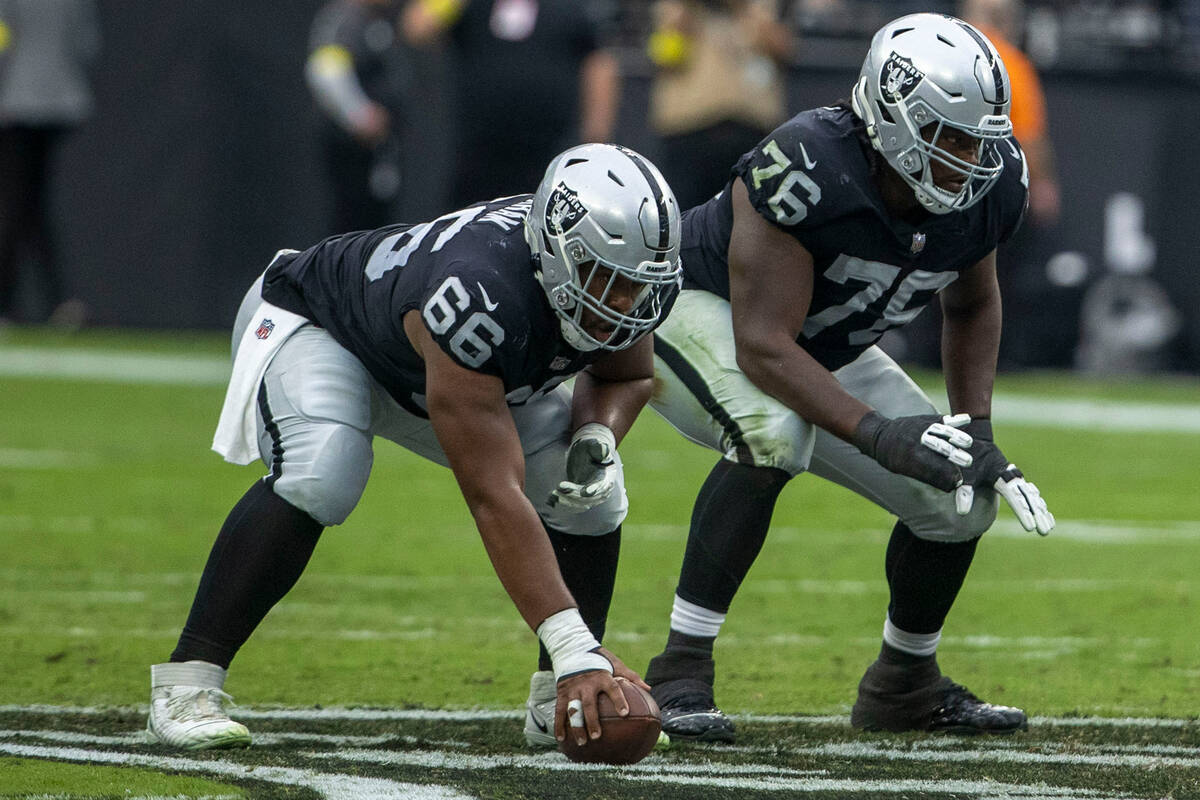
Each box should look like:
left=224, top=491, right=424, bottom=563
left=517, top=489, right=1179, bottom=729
left=642, top=13, right=1055, bottom=742
left=146, top=143, right=682, bottom=750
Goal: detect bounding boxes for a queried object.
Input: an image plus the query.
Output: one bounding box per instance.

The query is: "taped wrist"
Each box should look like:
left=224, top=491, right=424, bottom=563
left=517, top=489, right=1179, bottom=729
left=963, top=417, right=993, bottom=441
left=571, top=422, right=616, bottom=452
left=537, top=607, right=611, bottom=681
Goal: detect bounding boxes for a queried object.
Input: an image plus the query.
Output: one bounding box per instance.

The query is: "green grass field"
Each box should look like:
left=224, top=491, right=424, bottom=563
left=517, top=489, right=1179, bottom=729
left=1, top=329, right=1198, bottom=799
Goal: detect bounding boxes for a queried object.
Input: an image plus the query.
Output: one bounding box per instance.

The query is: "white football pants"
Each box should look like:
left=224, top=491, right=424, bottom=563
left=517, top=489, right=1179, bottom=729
left=227, top=276, right=628, bottom=533
left=650, top=289, right=996, bottom=542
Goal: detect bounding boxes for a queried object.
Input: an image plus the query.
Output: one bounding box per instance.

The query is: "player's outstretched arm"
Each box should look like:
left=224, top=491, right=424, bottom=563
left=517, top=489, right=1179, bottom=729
left=408, top=311, right=631, bottom=741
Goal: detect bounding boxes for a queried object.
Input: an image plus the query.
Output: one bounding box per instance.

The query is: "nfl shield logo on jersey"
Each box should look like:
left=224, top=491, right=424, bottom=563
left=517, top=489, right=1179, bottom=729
left=255, top=318, right=275, bottom=340
left=911, top=232, right=927, bottom=254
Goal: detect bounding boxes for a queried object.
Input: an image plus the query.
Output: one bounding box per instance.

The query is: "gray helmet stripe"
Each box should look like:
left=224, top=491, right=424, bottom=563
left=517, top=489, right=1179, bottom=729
left=615, top=145, right=671, bottom=261
left=956, top=21, right=1007, bottom=114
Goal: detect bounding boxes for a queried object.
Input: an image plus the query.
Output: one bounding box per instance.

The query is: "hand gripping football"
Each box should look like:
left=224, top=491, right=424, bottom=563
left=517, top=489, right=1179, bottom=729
left=558, top=677, right=662, bottom=765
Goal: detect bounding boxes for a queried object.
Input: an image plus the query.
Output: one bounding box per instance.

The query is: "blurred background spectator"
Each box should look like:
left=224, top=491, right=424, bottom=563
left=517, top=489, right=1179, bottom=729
left=13, top=0, right=1199, bottom=373
left=306, top=0, right=411, bottom=235
left=962, top=0, right=1070, bottom=370
left=402, top=0, right=620, bottom=210
left=0, top=0, right=99, bottom=328
left=645, top=0, right=794, bottom=209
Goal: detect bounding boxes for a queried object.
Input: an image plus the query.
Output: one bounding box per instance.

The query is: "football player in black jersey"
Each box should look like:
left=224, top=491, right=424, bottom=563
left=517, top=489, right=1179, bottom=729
left=146, top=143, right=682, bottom=752
left=643, top=13, right=1055, bottom=741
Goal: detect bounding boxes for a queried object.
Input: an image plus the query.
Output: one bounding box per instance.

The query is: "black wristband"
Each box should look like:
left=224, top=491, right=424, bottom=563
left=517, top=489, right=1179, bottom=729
left=851, top=410, right=885, bottom=455
left=964, top=417, right=993, bottom=441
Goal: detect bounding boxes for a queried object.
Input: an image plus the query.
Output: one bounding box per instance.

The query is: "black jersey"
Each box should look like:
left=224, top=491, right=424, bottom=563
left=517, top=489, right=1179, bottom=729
left=261, top=195, right=598, bottom=414
left=681, top=105, right=1029, bottom=371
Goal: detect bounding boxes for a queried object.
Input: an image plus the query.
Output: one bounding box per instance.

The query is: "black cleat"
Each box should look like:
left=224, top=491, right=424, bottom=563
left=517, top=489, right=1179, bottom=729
left=650, top=678, right=736, bottom=743
left=928, top=678, right=1027, bottom=734
left=851, top=659, right=1027, bottom=735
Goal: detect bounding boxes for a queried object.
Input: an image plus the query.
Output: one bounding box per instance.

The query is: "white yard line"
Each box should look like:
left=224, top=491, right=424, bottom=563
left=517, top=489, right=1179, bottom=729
left=2, top=345, right=1199, bottom=433
left=0, top=449, right=97, bottom=469
left=0, top=348, right=229, bottom=385
left=3, top=705, right=1195, bottom=729
left=0, top=732, right=1153, bottom=800
left=0, top=742, right=474, bottom=800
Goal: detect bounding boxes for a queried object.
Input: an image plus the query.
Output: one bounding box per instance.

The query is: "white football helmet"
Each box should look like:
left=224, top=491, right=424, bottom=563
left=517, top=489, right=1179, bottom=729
left=851, top=13, right=1013, bottom=214
left=526, top=143, right=682, bottom=352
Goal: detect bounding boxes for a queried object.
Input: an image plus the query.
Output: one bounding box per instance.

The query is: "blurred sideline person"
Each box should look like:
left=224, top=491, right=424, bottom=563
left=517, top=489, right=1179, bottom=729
left=402, top=0, right=619, bottom=210
left=0, top=0, right=100, bottom=326
left=146, top=144, right=682, bottom=752
left=961, top=0, right=1066, bottom=369
left=646, top=0, right=793, bottom=209
left=306, top=0, right=410, bottom=234
left=642, top=13, right=1054, bottom=743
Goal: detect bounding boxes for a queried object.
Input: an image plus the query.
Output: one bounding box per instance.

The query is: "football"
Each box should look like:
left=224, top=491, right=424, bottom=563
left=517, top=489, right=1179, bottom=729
left=558, top=678, right=662, bottom=765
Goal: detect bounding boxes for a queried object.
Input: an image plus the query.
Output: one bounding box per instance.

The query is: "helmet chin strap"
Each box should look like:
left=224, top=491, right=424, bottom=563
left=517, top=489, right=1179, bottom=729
left=560, top=316, right=601, bottom=352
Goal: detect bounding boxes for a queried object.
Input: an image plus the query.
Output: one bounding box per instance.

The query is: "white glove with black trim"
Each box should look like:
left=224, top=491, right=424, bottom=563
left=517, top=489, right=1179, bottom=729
left=953, top=418, right=1056, bottom=536
left=547, top=423, right=621, bottom=512
left=852, top=411, right=975, bottom=492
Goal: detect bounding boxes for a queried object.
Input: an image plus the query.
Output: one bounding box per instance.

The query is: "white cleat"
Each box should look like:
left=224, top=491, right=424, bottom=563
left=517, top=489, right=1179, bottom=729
left=146, top=661, right=252, bottom=750
left=523, top=670, right=557, bottom=748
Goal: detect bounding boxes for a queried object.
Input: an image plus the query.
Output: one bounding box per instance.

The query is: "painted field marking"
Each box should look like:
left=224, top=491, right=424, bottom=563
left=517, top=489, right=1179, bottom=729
left=3, top=705, right=1196, bottom=730
left=3, top=344, right=1199, bottom=434
left=0, top=348, right=229, bottom=385
left=0, top=731, right=1151, bottom=800
left=0, top=449, right=97, bottom=469
left=0, top=742, right=473, bottom=800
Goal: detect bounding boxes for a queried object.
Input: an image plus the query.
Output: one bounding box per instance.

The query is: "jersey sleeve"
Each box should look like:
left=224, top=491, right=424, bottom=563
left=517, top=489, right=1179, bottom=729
left=418, top=264, right=530, bottom=379
left=731, top=114, right=839, bottom=248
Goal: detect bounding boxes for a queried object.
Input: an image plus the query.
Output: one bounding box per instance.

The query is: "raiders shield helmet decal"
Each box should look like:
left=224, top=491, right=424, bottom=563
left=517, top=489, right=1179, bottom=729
left=881, top=53, right=924, bottom=100
left=545, top=182, right=589, bottom=236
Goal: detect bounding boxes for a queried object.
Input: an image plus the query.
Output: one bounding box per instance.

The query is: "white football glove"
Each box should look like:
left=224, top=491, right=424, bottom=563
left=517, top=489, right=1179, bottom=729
left=920, top=412, right=975, bottom=467
left=547, top=423, right=621, bottom=512
left=953, top=419, right=1055, bottom=536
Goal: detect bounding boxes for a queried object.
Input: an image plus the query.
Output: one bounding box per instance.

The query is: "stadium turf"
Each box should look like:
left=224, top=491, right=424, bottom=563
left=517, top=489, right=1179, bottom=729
left=1, top=329, right=1197, bottom=798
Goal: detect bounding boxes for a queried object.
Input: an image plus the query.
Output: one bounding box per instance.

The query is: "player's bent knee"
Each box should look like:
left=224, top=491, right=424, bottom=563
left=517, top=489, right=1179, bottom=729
left=739, top=416, right=813, bottom=476
left=904, top=493, right=998, bottom=543
left=270, top=425, right=373, bottom=527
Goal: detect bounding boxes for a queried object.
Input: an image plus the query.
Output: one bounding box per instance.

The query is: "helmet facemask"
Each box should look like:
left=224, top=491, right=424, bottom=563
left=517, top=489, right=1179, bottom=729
left=890, top=98, right=1010, bottom=214
left=550, top=241, right=677, bottom=352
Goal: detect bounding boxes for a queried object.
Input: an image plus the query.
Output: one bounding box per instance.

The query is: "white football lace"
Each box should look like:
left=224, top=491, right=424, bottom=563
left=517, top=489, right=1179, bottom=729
left=166, top=687, right=236, bottom=722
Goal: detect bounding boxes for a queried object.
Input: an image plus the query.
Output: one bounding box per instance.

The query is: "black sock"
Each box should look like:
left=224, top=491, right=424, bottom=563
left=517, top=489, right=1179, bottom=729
left=537, top=526, right=620, bottom=672
left=645, top=629, right=717, bottom=686
left=171, top=481, right=323, bottom=668
left=884, top=521, right=980, bottom=635
left=878, top=641, right=936, bottom=667
left=676, top=459, right=790, bottom=611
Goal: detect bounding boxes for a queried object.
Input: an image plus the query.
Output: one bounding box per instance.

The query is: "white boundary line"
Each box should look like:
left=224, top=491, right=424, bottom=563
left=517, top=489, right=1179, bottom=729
left=0, top=742, right=471, bottom=800
left=2, top=345, right=1199, bottom=433
left=1, top=705, right=1195, bottom=728
left=0, top=734, right=1148, bottom=800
